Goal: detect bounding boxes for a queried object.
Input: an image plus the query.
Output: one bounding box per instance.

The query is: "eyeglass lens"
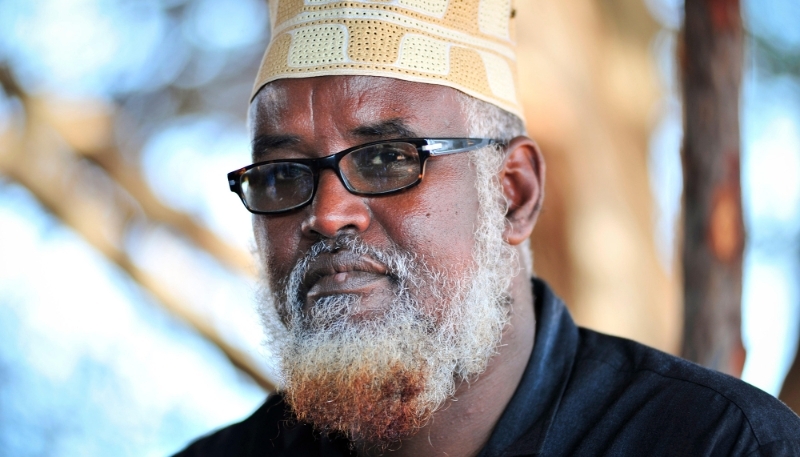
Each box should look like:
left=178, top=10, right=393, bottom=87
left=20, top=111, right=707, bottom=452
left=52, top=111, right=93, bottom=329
left=240, top=142, right=422, bottom=213
left=241, top=163, right=315, bottom=212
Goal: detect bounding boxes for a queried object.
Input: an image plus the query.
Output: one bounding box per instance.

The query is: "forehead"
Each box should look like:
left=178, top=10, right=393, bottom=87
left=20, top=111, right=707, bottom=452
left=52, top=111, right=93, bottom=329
left=248, top=76, right=469, bottom=141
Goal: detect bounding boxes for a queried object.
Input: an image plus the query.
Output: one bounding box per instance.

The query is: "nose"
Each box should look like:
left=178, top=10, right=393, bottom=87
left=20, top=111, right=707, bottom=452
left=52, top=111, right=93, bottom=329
left=300, top=169, right=371, bottom=238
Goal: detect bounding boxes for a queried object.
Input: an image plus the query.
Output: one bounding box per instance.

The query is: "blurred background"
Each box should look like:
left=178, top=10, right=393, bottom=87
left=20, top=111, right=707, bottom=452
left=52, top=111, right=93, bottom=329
left=0, top=0, right=798, bottom=455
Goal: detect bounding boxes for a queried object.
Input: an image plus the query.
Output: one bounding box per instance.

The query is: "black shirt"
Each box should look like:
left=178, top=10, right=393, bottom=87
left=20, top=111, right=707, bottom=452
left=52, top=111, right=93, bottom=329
left=174, top=279, right=800, bottom=456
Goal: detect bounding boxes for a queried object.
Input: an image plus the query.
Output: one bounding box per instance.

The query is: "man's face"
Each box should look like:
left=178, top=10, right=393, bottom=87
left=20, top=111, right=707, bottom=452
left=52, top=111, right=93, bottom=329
left=250, top=76, right=481, bottom=317
left=250, top=75, right=514, bottom=447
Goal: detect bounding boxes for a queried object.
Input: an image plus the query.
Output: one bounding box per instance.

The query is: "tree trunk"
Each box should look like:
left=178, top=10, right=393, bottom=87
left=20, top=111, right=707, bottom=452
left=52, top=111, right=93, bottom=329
left=680, top=0, right=746, bottom=376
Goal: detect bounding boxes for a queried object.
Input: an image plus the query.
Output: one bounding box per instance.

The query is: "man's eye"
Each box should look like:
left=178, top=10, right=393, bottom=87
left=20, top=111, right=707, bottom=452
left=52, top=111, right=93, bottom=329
left=273, top=165, right=305, bottom=180
left=370, top=149, right=407, bottom=166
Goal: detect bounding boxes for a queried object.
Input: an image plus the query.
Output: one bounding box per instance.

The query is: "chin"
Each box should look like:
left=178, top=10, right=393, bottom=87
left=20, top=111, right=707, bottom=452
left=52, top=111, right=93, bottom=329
left=286, top=360, right=432, bottom=447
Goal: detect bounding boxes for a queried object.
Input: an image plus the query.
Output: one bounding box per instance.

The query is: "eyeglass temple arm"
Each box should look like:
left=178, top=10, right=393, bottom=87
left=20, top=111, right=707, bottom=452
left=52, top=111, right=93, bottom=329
left=423, top=138, right=501, bottom=156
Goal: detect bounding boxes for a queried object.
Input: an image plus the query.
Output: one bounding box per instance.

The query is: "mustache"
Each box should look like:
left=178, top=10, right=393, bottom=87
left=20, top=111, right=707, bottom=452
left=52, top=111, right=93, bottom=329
left=281, top=234, right=418, bottom=314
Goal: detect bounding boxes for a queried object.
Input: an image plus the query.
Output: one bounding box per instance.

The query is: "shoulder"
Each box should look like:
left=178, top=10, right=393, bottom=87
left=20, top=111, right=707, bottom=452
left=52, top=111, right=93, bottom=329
left=171, top=395, right=352, bottom=457
left=551, top=329, right=800, bottom=455
left=171, top=395, right=290, bottom=457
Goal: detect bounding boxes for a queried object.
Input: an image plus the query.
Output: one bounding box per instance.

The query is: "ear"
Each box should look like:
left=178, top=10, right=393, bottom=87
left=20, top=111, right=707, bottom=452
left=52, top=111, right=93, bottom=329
left=500, top=136, right=545, bottom=245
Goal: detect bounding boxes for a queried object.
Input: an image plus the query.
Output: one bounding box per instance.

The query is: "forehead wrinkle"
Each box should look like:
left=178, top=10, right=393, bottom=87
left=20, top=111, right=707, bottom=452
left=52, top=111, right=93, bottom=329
left=248, top=83, right=296, bottom=143
left=304, top=78, right=368, bottom=147
left=251, top=76, right=471, bottom=153
left=339, top=77, right=413, bottom=134
left=344, top=78, right=469, bottom=138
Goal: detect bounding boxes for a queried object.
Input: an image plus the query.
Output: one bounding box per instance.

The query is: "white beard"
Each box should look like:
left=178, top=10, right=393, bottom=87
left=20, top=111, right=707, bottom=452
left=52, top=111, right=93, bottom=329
left=257, top=148, right=517, bottom=446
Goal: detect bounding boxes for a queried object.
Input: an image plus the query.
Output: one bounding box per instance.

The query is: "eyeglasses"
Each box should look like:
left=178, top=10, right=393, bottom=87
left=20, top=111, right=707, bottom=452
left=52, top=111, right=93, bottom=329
left=228, top=138, right=502, bottom=214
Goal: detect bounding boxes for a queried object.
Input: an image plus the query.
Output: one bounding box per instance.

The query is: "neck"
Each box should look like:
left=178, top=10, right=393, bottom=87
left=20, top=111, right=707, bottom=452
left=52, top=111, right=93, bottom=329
left=361, top=257, right=536, bottom=457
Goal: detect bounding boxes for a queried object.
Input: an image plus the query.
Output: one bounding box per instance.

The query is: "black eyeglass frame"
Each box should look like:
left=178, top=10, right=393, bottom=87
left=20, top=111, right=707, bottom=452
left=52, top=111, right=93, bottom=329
left=227, top=137, right=504, bottom=215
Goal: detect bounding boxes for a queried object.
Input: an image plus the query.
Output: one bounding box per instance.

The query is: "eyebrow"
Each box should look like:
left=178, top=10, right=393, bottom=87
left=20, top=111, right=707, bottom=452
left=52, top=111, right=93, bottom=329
left=350, top=118, right=419, bottom=139
left=251, top=134, right=301, bottom=160
left=250, top=118, right=419, bottom=161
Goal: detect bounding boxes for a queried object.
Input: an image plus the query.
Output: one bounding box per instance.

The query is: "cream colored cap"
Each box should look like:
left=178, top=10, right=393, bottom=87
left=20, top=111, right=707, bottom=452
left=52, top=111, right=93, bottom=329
left=252, top=0, right=523, bottom=119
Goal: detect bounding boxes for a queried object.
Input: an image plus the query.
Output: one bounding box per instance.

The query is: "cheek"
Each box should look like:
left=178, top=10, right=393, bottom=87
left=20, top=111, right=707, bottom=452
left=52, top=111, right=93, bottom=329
left=375, top=163, right=480, bottom=270
left=253, top=215, right=303, bottom=280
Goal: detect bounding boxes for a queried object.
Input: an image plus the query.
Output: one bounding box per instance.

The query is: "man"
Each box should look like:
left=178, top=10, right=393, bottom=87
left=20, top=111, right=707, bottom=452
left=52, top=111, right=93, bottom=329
left=176, top=1, right=800, bottom=455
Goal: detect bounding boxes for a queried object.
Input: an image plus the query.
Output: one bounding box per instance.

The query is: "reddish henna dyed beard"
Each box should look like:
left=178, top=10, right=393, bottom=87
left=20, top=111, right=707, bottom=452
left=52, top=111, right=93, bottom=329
left=271, top=233, right=512, bottom=450
left=287, top=361, right=428, bottom=444
left=276, top=241, right=450, bottom=447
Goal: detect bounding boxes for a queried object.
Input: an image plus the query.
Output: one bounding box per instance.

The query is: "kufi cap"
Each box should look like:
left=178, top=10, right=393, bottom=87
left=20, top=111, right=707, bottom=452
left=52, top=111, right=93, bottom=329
left=252, top=0, right=523, bottom=119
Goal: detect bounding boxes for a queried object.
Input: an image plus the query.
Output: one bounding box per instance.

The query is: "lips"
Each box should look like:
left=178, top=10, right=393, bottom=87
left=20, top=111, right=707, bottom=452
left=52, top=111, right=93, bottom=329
left=301, top=250, right=391, bottom=307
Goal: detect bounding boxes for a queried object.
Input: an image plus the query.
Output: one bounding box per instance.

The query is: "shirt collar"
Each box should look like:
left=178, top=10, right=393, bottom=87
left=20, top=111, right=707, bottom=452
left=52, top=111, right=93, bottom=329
left=479, top=278, right=580, bottom=457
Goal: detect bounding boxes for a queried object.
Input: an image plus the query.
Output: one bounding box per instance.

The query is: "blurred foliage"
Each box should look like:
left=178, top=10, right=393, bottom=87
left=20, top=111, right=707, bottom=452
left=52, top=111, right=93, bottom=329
left=752, top=33, right=800, bottom=79
left=0, top=0, right=273, bottom=455
left=0, top=0, right=268, bottom=156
